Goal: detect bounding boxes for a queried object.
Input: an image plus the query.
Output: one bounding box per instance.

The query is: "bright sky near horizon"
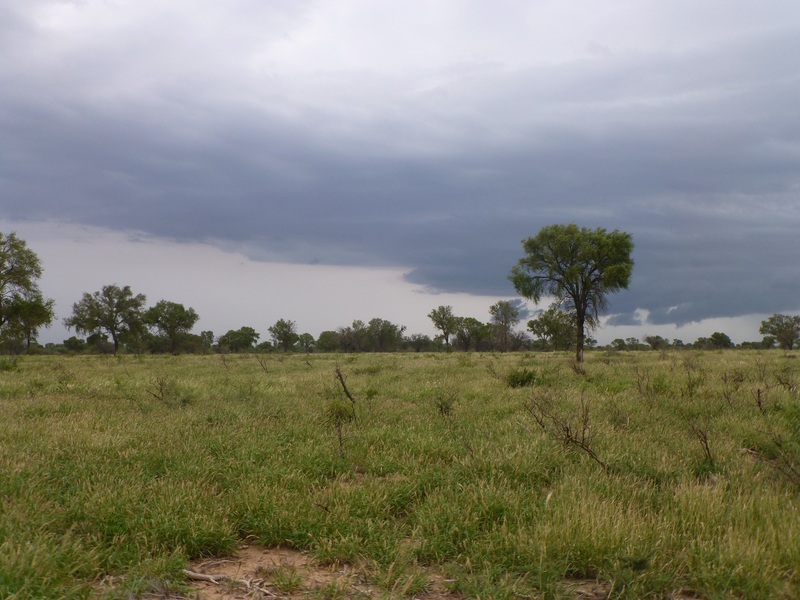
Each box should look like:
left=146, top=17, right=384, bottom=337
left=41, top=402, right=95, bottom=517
left=2, top=1, right=798, bottom=346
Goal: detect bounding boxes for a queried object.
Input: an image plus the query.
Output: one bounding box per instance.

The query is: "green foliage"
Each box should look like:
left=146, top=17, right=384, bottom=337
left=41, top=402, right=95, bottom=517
left=366, top=318, right=406, bottom=352
left=144, top=300, right=199, bottom=354
left=644, top=335, right=670, bottom=350
left=296, top=332, right=316, bottom=353
left=268, top=318, right=299, bottom=352
left=694, top=332, right=735, bottom=349
left=325, top=319, right=407, bottom=352
left=0, top=232, right=45, bottom=329
left=510, top=224, right=634, bottom=362
left=453, top=317, right=491, bottom=351
left=428, top=305, right=458, bottom=347
left=760, top=313, right=800, bottom=350
left=528, top=306, right=577, bottom=351
left=489, top=300, right=521, bottom=352
left=218, top=326, right=259, bottom=352
left=316, top=330, right=340, bottom=352
left=0, top=233, right=55, bottom=355
left=505, top=366, right=540, bottom=388
left=63, top=284, right=147, bottom=355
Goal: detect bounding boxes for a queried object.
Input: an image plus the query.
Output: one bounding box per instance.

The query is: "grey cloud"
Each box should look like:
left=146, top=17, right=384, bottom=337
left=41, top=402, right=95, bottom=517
left=2, top=2, right=800, bottom=328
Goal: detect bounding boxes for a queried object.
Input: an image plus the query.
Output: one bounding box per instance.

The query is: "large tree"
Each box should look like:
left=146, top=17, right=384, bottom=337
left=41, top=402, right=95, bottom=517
left=144, top=300, right=199, bottom=354
left=428, top=305, right=458, bottom=348
left=0, top=232, right=45, bottom=330
left=64, top=284, right=147, bottom=355
left=759, top=314, right=800, bottom=350
left=510, top=224, right=634, bottom=362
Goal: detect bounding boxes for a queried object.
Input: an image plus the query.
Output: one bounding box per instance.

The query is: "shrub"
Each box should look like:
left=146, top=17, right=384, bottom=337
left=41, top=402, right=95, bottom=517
left=506, top=367, right=539, bottom=388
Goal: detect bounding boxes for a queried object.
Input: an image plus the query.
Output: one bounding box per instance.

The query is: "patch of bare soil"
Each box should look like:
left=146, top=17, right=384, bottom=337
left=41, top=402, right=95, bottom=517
left=183, top=544, right=462, bottom=599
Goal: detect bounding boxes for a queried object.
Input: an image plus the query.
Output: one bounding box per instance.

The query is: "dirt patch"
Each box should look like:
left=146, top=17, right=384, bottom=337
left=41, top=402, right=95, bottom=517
left=184, top=544, right=462, bottom=599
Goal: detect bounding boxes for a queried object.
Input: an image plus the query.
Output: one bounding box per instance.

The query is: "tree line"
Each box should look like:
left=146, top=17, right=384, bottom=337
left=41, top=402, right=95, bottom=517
left=2, top=229, right=799, bottom=356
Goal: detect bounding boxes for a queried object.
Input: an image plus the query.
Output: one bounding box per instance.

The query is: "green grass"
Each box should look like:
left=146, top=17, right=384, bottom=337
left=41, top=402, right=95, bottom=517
left=1, top=350, right=799, bottom=598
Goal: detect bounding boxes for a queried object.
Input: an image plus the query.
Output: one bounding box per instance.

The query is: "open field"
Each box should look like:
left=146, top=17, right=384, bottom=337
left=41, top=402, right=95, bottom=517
left=1, top=350, right=799, bottom=599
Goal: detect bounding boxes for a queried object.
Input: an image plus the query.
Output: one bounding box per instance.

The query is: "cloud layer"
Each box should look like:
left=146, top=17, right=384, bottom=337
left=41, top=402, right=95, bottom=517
left=2, top=0, right=799, bottom=327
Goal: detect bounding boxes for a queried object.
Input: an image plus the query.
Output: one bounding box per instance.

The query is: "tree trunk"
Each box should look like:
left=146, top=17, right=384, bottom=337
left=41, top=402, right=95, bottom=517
left=575, top=311, right=585, bottom=363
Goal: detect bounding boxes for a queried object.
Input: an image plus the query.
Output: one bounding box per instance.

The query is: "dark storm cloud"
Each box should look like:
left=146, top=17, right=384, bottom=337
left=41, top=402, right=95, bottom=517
left=2, top=1, right=799, bottom=327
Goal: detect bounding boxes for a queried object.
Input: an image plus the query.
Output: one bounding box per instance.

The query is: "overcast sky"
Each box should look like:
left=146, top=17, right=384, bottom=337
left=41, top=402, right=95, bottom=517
left=2, top=0, right=799, bottom=345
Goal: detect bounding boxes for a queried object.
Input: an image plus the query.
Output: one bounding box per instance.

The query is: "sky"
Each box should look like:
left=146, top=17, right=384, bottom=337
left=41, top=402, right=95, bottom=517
left=2, top=0, right=799, bottom=346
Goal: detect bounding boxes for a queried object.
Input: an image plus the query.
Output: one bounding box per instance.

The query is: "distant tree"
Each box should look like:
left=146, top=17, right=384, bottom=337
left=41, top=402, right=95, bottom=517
left=255, top=340, right=274, bottom=353
left=510, top=224, right=634, bottom=362
left=337, top=320, right=369, bottom=352
left=509, top=330, right=531, bottom=351
left=626, top=337, right=645, bottom=350
left=709, top=331, right=734, bottom=349
left=218, top=327, right=259, bottom=353
left=144, top=300, right=199, bottom=354
left=4, top=293, right=55, bottom=353
left=269, top=318, right=299, bottom=352
left=428, top=305, right=458, bottom=348
left=453, top=317, right=491, bottom=351
left=759, top=314, right=800, bottom=350
left=366, top=318, right=406, bottom=352
left=199, top=331, right=215, bottom=352
left=672, top=339, right=685, bottom=348
left=761, top=335, right=777, bottom=349
left=406, top=333, right=434, bottom=352
left=294, top=333, right=314, bottom=353
left=644, top=335, right=670, bottom=351
left=527, top=306, right=577, bottom=351
left=610, top=338, right=627, bottom=351
left=489, top=300, right=520, bottom=352
left=64, top=284, right=147, bottom=355
left=63, top=336, right=87, bottom=353
left=316, top=330, right=340, bottom=352
left=739, top=340, right=765, bottom=350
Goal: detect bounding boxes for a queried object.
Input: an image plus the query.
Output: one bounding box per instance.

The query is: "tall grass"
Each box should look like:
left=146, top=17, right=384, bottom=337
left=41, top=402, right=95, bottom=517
left=0, top=350, right=799, bottom=598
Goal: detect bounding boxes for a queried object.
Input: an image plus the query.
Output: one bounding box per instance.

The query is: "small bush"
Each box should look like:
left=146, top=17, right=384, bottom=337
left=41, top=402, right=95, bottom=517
left=506, top=367, right=539, bottom=388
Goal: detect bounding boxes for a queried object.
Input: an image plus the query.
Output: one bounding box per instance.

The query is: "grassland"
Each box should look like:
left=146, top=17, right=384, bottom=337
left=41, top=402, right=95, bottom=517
left=1, top=350, right=799, bottom=599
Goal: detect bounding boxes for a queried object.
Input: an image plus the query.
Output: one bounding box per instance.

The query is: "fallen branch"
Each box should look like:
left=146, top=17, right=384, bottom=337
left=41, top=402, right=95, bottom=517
left=183, top=569, right=226, bottom=584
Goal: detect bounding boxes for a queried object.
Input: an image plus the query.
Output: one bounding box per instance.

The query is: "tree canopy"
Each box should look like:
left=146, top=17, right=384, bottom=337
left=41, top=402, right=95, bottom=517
left=218, top=327, right=260, bottom=353
left=489, top=300, right=520, bottom=352
left=64, top=284, right=147, bottom=355
left=0, top=232, right=42, bottom=318
left=760, top=314, right=800, bottom=350
left=269, top=318, right=299, bottom=352
left=428, top=305, right=458, bottom=347
left=144, top=300, right=200, bottom=354
left=4, top=293, right=56, bottom=353
left=510, top=224, right=633, bottom=362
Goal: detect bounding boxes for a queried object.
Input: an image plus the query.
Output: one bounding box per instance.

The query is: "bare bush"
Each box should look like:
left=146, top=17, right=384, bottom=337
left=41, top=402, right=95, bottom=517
left=523, top=391, right=609, bottom=472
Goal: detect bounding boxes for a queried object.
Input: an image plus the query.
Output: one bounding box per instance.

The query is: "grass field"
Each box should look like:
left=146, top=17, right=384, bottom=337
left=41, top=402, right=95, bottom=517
left=1, top=350, right=799, bottom=599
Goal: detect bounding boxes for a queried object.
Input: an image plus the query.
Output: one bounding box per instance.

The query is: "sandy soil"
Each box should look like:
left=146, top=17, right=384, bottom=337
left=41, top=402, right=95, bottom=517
left=183, top=543, right=463, bottom=599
